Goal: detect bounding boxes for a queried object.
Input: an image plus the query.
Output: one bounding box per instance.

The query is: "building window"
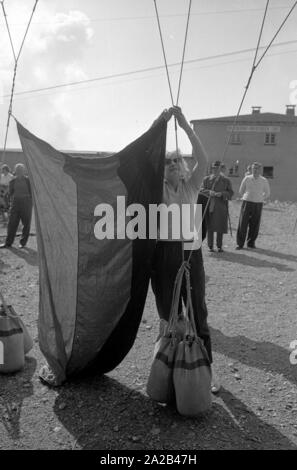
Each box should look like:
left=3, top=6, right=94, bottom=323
left=229, top=133, right=241, bottom=145
left=228, top=161, right=239, bottom=177
left=264, top=133, right=276, bottom=145
left=263, top=166, right=274, bottom=178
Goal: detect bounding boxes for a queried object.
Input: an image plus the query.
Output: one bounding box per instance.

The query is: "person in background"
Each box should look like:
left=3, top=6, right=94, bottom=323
left=236, top=162, right=270, bottom=250
left=245, top=164, right=252, bottom=176
left=0, top=164, right=14, bottom=186
left=0, top=164, right=14, bottom=220
left=200, top=161, right=234, bottom=253
left=0, top=163, right=33, bottom=249
left=220, top=163, right=227, bottom=175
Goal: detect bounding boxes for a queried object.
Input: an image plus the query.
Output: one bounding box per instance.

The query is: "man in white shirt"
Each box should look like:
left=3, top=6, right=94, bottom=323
left=236, top=162, right=270, bottom=249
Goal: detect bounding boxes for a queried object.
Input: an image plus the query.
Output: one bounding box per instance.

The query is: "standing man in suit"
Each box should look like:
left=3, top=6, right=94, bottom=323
left=200, top=161, right=234, bottom=252
left=236, top=162, right=270, bottom=249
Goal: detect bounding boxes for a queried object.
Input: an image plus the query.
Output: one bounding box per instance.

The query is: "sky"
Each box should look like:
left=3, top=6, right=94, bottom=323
left=1, top=0, right=297, bottom=154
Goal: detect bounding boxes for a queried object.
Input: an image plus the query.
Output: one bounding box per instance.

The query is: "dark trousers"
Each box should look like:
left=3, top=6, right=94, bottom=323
left=151, top=242, right=212, bottom=363
left=207, top=231, right=223, bottom=249
left=236, top=200, right=263, bottom=247
left=6, top=197, right=32, bottom=247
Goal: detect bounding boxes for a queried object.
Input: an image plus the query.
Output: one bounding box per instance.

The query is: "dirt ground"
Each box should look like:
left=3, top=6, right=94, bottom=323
left=0, top=199, right=297, bottom=450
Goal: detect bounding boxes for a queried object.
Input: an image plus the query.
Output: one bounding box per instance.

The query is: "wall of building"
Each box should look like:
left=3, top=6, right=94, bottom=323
left=0, top=150, right=25, bottom=171
left=193, top=120, right=297, bottom=201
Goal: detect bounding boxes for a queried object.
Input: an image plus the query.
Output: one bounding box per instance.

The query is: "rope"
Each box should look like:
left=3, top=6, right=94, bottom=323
left=190, top=0, right=297, bottom=262
left=153, top=0, right=174, bottom=106
left=176, top=0, right=192, bottom=106
left=0, top=0, right=39, bottom=165
left=187, top=0, right=272, bottom=264
left=16, top=0, right=39, bottom=63
left=255, top=0, right=297, bottom=70
left=153, top=0, right=192, bottom=264
left=2, top=39, right=297, bottom=100
left=220, top=0, right=270, bottom=164
left=1, top=1, right=17, bottom=62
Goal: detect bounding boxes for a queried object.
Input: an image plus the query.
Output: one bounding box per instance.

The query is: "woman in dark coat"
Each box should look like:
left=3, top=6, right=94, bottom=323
left=200, top=161, right=233, bottom=252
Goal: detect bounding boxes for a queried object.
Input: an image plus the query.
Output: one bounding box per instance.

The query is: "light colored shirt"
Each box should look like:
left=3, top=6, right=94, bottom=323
left=0, top=173, right=14, bottom=186
left=159, top=175, right=202, bottom=250
left=239, top=174, right=270, bottom=203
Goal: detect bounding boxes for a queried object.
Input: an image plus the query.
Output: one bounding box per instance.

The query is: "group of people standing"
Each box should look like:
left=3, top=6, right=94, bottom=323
left=200, top=160, right=270, bottom=252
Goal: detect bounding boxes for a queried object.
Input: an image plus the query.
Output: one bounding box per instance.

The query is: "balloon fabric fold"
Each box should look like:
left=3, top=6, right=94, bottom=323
left=17, top=120, right=167, bottom=384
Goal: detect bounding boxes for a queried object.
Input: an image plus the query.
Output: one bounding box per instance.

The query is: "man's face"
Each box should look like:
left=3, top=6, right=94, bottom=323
left=252, top=164, right=261, bottom=177
left=165, top=157, right=180, bottom=182
left=212, top=165, right=221, bottom=176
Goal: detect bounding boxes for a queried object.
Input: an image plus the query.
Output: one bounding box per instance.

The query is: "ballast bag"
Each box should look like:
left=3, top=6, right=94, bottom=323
left=5, top=305, right=33, bottom=354
left=146, top=334, right=177, bottom=404
left=0, top=314, right=25, bottom=373
left=173, top=336, right=212, bottom=416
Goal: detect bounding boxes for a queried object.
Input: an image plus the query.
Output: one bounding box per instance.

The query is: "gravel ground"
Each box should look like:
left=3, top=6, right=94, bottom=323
left=0, top=200, right=297, bottom=450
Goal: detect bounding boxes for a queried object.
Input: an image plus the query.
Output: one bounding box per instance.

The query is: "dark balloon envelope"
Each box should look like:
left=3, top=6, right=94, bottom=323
left=17, top=120, right=167, bottom=385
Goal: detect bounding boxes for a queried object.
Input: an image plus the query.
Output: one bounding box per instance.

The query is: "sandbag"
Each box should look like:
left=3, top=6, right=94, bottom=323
left=0, top=314, right=25, bottom=373
left=146, top=334, right=176, bottom=404
left=173, top=336, right=212, bottom=416
left=147, top=260, right=189, bottom=404
left=6, top=305, right=33, bottom=354
left=173, top=264, right=212, bottom=416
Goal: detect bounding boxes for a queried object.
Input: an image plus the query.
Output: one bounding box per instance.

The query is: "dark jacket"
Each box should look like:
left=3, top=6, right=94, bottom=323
left=200, top=174, right=233, bottom=233
left=9, top=176, right=32, bottom=200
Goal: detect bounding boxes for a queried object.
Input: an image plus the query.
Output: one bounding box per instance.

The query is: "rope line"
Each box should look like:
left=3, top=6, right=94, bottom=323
left=186, top=0, right=272, bottom=265
left=1, top=1, right=17, bottom=62
left=255, top=0, right=297, bottom=70
left=174, top=0, right=192, bottom=260
left=2, top=39, right=297, bottom=100
left=0, top=0, right=39, bottom=164
left=196, top=0, right=296, bottom=242
left=190, top=0, right=297, bottom=262
left=154, top=0, right=192, bottom=262
left=220, top=0, right=270, bottom=164
left=153, top=0, right=174, bottom=105
left=16, top=0, right=38, bottom=63
left=176, top=0, right=192, bottom=106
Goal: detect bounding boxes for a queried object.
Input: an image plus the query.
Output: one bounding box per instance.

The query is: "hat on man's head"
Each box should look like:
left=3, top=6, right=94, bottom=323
left=212, top=160, right=221, bottom=168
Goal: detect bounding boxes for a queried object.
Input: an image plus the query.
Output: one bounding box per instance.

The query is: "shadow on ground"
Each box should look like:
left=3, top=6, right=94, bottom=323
left=211, top=327, right=297, bottom=386
left=212, top=250, right=295, bottom=272
left=0, top=356, right=37, bottom=440
left=254, top=247, right=297, bottom=263
left=9, top=247, right=38, bottom=266
left=53, top=374, right=296, bottom=450
left=263, top=207, right=284, bottom=212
